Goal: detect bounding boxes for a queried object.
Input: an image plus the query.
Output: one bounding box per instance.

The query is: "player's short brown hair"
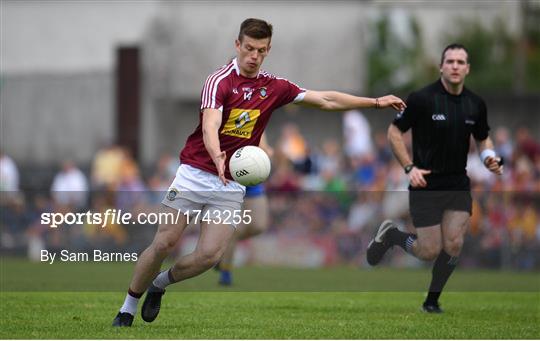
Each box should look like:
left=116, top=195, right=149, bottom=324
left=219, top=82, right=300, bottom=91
left=440, top=43, right=469, bottom=65
left=238, top=18, right=273, bottom=42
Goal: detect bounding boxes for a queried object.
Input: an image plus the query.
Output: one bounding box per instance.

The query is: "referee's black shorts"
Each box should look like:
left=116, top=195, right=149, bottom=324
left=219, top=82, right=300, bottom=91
left=409, top=174, right=472, bottom=228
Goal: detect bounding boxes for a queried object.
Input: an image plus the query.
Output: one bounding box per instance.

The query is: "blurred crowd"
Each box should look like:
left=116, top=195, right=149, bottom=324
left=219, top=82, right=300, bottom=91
left=267, top=112, right=540, bottom=270
left=1, top=111, right=539, bottom=270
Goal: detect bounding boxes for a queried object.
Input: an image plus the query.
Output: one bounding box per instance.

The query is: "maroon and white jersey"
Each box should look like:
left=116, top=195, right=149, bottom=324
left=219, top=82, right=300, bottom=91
left=180, top=58, right=306, bottom=180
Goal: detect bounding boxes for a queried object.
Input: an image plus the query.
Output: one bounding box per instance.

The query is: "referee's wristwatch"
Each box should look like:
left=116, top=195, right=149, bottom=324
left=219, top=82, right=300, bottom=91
left=404, top=164, right=415, bottom=174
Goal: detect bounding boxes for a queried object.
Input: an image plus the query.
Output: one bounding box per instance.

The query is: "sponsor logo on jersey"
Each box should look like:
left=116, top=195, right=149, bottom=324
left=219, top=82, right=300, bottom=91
left=432, top=114, right=447, bottom=121
left=221, top=108, right=261, bottom=139
left=259, top=87, right=267, bottom=99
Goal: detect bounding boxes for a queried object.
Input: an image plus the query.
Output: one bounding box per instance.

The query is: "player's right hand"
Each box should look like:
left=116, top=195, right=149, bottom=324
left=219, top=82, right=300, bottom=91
left=378, top=95, right=407, bottom=112
left=212, top=151, right=229, bottom=186
left=409, top=167, right=431, bottom=188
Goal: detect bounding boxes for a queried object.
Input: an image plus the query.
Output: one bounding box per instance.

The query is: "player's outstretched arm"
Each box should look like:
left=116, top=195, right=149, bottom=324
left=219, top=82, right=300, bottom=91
left=476, top=137, right=504, bottom=175
left=299, top=90, right=406, bottom=112
left=202, top=108, right=229, bottom=185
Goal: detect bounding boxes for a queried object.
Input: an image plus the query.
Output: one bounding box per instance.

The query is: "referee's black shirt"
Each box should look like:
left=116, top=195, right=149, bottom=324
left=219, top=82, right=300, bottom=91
left=392, top=80, right=489, bottom=188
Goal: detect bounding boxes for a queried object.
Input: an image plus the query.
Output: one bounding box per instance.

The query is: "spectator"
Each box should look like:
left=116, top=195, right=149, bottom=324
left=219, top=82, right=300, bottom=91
left=116, top=149, right=147, bottom=211
left=316, top=138, right=342, bottom=176
left=342, top=110, right=373, bottom=160
left=0, top=151, right=19, bottom=193
left=373, top=131, right=392, bottom=166
left=278, top=123, right=309, bottom=173
left=494, top=127, right=514, bottom=162
left=50, top=160, right=88, bottom=209
left=90, top=144, right=125, bottom=190
left=515, top=127, right=540, bottom=163
left=147, top=153, right=180, bottom=203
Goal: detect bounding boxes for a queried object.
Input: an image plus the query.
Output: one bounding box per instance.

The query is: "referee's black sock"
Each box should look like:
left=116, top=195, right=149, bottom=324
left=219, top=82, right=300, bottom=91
left=425, top=251, right=459, bottom=305
left=386, top=228, right=417, bottom=255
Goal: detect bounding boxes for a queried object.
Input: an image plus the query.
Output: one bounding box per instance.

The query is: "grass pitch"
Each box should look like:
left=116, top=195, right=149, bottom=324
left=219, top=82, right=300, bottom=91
left=0, top=258, right=539, bottom=339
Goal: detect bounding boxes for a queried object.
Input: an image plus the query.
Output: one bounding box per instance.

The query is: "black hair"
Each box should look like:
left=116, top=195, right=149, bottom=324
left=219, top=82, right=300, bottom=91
left=440, top=43, right=469, bottom=65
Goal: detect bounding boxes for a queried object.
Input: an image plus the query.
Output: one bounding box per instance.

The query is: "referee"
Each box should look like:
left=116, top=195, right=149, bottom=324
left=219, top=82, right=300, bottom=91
left=366, top=43, right=503, bottom=313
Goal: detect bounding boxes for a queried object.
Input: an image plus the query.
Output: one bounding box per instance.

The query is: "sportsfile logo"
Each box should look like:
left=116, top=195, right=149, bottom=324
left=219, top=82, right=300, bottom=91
left=432, top=114, right=447, bottom=121
left=40, top=209, right=184, bottom=228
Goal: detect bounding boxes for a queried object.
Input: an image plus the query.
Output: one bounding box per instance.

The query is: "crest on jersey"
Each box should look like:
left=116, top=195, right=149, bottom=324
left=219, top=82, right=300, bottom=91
left=432, top=114, right=447, bottom=121
left=221, top=108, right=261, bottom=139
left=259, top=87, right=268, bottom=99
left=167, top=188, right=179, bottom=201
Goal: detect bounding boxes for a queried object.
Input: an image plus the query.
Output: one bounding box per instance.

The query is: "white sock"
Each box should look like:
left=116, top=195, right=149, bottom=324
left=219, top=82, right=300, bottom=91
left=152, top=269, right=174, bottom=290
left=119, top=293, right=139, bottom=316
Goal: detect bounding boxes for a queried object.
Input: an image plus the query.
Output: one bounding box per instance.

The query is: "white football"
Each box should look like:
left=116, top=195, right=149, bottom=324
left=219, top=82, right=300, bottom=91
left=229, top=146, right=271, bottom=186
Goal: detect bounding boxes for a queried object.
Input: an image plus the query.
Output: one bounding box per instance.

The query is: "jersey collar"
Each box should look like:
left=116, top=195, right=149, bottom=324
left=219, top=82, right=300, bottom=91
left=232, top=58, right=240, bottom=76
left=437, top=79, right=465, bottom=97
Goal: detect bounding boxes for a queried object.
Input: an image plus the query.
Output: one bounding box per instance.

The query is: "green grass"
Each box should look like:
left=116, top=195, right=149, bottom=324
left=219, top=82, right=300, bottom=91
left=1, top=292, right=538, bottom=339
left=0, top=258, right=539, bottom=339
left=2, top=257, right=539, bottom=291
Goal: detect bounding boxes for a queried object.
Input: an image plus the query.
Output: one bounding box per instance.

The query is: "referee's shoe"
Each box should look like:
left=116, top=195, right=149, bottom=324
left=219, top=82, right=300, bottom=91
left=141, top=284, right=165, bottom=322
left=422, top=301, right=444, bottom=313
left=366, top=220, right=396, bottom=266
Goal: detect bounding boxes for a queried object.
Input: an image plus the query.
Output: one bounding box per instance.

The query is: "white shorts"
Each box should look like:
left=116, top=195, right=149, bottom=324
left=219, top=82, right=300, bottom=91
left=161, top=164, right=246, bottom=227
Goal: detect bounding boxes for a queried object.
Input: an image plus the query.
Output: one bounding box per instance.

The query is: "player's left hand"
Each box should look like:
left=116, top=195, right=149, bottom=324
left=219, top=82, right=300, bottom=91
left=484, top=156, right=504, bottom=175
left=212, top=151, right=230, bottom=185
left=377, top=95, right=407, bottom=112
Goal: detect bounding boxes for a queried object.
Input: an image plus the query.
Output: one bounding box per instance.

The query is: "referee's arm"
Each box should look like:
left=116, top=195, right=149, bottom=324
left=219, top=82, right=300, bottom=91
left=476, top=137, right=504, bottom=175
left=387, top=124, right=412, bottom=168
left=388, top=123, right=431, bottom=188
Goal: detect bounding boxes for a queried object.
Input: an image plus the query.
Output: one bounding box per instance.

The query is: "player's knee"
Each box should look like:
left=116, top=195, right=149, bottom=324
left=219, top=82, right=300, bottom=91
left=443, top=237, right=463, bottom=257
left=196, top=247, right=223, bottom=269
left=421, top=244, right=442, bottom=261
left=151, top=238, right=176, bottom=256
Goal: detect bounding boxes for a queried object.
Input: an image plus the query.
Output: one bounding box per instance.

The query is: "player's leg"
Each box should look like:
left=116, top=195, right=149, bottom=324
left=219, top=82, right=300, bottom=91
left=141, top=218, right=236, bottom=322
left=172, top=221, right=236, bottom=280
left=408, top=225, right=443, bottom=260
left=367, top=190, right=443, bottom=265
left=218, top=193, right=269, bottom=285
left=113, top=205, right=188, bottom=327
left=423, top=209, right=469, bottom=312
left=130, top=206, right=189, bottom=292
